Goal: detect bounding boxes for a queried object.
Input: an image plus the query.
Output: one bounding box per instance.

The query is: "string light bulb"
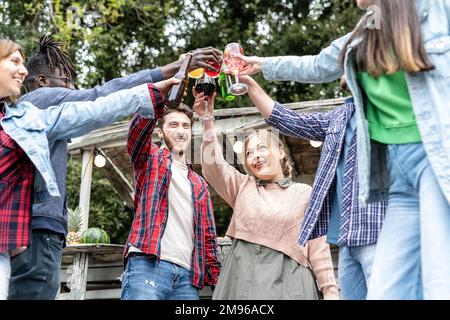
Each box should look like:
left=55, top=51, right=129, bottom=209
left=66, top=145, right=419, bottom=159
left=310, top=140, right=323, bottom=148
left=233, top=140, right=244, bottom=154
left=94, top=150, right=106, bottom=168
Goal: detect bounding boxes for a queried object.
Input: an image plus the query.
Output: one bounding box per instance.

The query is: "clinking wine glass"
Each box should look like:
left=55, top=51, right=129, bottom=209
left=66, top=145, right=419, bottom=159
left=188, top=67, right=204, bottom=79
left=224, top=42, right=248, bottom=96
left=205, top=57, right=222, bottom=78
left=195, top=74, right=216, bottom=120
left=194, top=74, right=216, bottom=98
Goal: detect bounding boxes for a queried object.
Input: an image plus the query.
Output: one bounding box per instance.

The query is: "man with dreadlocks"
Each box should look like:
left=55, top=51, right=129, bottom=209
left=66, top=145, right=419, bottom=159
left=8, top=34, right=222, bottom=300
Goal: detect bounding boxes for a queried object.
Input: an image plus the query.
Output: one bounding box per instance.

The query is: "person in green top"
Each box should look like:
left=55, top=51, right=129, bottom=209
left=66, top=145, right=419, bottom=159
left=232, top=0, right=450, bottom=300
left=358, top=71, right=422, bottom=145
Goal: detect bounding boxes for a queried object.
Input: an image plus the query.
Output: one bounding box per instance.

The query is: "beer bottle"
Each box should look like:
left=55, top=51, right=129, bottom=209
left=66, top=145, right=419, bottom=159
left=166, top=53, right=193, bottom=108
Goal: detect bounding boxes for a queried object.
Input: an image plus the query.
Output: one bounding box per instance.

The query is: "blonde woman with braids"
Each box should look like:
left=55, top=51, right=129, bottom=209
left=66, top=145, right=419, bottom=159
left=194, top=92, right=338, bottom=300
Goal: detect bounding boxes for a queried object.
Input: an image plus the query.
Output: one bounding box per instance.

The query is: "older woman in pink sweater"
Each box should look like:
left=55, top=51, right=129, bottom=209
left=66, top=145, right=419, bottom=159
left=194, top=92, right=339, bottom=300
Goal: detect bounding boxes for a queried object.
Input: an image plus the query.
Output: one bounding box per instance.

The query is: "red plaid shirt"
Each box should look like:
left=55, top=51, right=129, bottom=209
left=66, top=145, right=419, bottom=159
left=125, top=85, right=221, bottom=289
left=0, top=108, right=35, bottom=253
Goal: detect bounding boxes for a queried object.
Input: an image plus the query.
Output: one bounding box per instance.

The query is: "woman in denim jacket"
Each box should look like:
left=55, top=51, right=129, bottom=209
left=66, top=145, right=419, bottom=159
left=237, top=0, right=450, bottom=299
left=0, top=39, right=177, bottom=299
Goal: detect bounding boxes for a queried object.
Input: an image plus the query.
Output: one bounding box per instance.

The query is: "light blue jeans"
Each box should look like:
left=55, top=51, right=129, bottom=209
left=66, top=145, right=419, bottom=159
left=338, top=244, right=377, bottom=300
left=0, top=252, right=10, bottom=300
left=368, top=143, right=450, bottom=300
left=121, top=255, right=199, bottom=300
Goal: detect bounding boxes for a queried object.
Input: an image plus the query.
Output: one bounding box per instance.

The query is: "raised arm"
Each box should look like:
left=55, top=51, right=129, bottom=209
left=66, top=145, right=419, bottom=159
left=39, top=78, right=175, bottom=143
left=194, top=92, right=248, bottom=208
left=307, top=236, right=340, bottom=300
left=241, top=76, right=331, bottom=141
left=238, top=33, right=351, bottom=84
left=22, top=68, right=164, bottom=107
left=21, top=47, right=222, bottom=108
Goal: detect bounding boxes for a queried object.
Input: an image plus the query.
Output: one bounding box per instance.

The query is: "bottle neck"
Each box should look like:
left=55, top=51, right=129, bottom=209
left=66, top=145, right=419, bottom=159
left=178, top=53, right=193, bottom=77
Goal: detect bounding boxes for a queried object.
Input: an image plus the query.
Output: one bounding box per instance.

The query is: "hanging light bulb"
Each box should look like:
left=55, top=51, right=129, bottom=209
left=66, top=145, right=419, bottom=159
left=233, top=140, right=244, bottom=154
left=310, top=140, right=323, bottom=148
left=94, top=150, right=106, bottom=168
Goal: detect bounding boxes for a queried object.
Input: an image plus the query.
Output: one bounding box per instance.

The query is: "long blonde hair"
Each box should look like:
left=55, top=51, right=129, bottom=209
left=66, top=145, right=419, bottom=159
left=340, top=0, right=434, bottom=77
left=0, top=39, right=26, bottom=103
left=243, top=130, right=293, bottom=179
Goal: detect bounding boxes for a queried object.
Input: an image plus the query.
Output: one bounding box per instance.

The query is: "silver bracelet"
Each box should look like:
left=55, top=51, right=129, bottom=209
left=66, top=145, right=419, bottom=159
left=200, top=115, right=215, bottom=121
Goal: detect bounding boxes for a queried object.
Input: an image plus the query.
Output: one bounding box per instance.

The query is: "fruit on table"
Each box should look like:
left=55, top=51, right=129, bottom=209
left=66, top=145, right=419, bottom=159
left=80, top=227, right=110, bottom=244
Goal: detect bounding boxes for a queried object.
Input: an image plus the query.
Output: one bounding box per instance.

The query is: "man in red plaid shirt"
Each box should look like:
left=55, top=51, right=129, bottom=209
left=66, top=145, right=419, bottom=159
left=121, top=93, right=221, bottom=300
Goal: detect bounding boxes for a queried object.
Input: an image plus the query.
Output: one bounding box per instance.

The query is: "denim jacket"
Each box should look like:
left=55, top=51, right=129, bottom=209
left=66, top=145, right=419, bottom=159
left=262, top=0, right=450, bottom=206
left=0, top=84, right=154, bottom=204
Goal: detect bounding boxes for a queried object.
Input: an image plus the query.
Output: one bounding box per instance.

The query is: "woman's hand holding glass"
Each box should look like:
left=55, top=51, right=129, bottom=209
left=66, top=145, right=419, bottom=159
left=224, top=43, right=249, bottom=95
left=227, top=54, right=264, bottom=76
left=192, top=87, right=216, bottom=121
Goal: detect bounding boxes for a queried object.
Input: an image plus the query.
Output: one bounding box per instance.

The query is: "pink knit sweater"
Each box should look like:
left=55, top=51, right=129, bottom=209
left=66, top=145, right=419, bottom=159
left=201, top=133, right=339, bottom=299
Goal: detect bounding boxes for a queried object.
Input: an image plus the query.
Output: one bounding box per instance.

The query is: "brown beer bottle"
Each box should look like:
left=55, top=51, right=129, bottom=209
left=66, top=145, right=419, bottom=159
left=165, top=53, right=193, bottom=108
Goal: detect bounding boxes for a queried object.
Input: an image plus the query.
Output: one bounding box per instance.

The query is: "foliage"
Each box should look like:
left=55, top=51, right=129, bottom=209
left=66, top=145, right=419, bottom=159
left=1, top=0, right=362, bottom=239
left=66, top=156, right=133, bottom=244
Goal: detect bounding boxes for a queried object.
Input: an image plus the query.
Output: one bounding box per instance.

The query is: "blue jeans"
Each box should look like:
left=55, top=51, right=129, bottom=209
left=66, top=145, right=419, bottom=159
left=8, top=229, right=64, bottom=300
left=368, top=143, right=450, bottom=300
left=338, top=244, right=376, bottom=300
left=121, top=255, right=199, bottom=300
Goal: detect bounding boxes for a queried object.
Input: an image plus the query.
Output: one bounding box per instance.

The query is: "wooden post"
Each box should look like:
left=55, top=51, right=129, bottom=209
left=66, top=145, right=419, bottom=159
left=69, top=252, right=89, bottom=300
left=79, top=149, right=94, bottom=232
left=72, top=149, right=93, bottom=300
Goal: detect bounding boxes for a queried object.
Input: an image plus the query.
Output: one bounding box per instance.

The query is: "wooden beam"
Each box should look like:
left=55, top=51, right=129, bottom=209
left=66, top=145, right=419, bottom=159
left=68, top=252, right=89, bottom=300
left=68, top=98, right=344, bottom=152
left=97, top=148, right=134, bottom=208
left=79, top=149, right=94, bottom=232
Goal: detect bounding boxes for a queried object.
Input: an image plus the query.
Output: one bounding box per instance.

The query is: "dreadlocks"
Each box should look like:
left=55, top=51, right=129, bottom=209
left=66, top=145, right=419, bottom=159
left=26, top=34, right=76, bottom=82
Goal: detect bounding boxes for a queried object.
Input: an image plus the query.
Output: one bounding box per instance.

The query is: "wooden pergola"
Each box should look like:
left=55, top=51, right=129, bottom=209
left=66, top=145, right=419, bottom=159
left=62, top=97, right=345, bottom=299
left=68, top=97, right=346, bottom=227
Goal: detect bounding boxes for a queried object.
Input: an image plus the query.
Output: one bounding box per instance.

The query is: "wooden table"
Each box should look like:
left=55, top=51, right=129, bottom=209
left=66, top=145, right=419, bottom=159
left=58, top=244, right=124, bottom=300
left=58, top=239, right=233, bottom=300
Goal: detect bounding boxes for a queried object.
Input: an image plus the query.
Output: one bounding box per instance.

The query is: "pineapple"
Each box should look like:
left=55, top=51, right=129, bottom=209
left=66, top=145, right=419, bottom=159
left=67, top=207, right=82, bottom=244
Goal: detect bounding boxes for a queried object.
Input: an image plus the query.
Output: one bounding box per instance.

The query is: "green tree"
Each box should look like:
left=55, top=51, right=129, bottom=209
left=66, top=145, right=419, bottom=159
left=66, top=156, right=132, bottom=244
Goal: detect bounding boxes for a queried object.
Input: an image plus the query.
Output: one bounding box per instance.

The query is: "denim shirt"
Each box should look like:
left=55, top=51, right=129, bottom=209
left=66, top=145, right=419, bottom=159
left=20, top=68, right=162, bottom=235
left=0, top=84, right=154, bottom=205
left=263, top=0, right=450, bottom=207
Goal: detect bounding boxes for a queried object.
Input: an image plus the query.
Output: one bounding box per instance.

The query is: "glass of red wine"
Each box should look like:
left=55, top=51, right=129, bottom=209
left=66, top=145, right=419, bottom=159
left=194, top=74, right=216, bottom=99
left=195, top=74, right=216, bottom=120
left=205, top=56, right=222, bottom=78
left=224, top=42, right=248, bottom=96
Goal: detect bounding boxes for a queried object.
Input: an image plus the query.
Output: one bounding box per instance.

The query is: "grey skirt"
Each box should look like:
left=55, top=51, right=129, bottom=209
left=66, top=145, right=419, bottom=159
left=213, top=239, right=319, bottom=300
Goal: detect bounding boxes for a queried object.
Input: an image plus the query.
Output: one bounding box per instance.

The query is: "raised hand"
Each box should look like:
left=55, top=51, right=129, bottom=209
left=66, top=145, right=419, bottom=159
left=153, top=77, right=181, bottom=98
left=192, top=88, right=216, bottom=120
left=188, top=47, right=223, bottom=72
left=232, top=54, right=264, bottom=76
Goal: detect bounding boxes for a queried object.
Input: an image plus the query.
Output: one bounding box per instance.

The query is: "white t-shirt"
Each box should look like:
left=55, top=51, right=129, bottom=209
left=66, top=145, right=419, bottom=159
left=159, top=158, right=195, bottom=270
left=128, top=157, right=195, bottom=270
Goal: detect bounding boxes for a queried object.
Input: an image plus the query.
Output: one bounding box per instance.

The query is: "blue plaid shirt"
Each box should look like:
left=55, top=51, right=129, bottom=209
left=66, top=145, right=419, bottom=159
left=266, top=98, right=386, bottom=247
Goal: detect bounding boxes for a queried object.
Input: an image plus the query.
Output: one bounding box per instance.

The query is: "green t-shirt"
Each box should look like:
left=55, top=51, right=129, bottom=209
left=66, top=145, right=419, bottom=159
left=358, top=71, right=422, bottom=144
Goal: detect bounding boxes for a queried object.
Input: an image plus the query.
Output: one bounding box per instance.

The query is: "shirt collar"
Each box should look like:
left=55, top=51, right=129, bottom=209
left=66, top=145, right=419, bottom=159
left=256, top=177, right=294, bottom=188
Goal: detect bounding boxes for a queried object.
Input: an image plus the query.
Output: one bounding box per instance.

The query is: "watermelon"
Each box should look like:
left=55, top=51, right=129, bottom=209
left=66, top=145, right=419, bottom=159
left=80, top=227, right=110, bottom=244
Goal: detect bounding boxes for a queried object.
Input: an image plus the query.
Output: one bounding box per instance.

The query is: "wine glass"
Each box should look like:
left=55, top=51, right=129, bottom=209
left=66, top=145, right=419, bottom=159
left=194, top=74, right=216, bottom=98
left=224, top=42, right=248, bottom=95
left=204, top=51, right=222, bottom=79
left=194, top=74, right=216, bottom=120
left=188, top=68, right=204, bottom=79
